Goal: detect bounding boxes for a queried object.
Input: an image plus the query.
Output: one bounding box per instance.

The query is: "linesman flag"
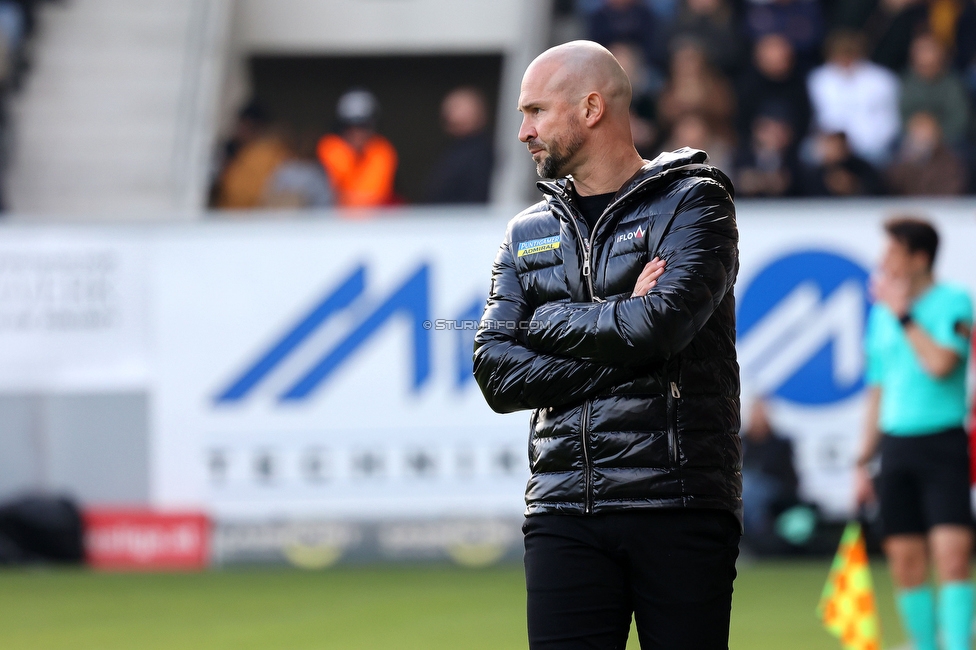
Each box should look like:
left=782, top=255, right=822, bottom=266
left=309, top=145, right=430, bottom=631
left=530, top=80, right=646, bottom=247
left=817, top=522, right=882, bottom=650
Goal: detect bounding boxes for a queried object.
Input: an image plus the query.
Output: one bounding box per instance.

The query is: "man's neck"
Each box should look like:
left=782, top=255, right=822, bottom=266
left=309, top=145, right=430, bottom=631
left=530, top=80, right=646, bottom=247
left=909, top=273, right=935, bottom=299
left=570, top=146, right=645, bottom=197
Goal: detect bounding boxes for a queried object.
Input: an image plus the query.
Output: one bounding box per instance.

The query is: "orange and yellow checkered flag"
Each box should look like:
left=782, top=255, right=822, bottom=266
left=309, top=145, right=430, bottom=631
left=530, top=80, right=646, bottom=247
left=817, top=521, right=882, bottom=650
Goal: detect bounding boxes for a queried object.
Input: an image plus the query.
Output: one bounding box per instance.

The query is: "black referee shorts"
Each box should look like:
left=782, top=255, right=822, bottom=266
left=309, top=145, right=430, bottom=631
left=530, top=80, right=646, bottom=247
left=878, top=427, right=974, bottom=537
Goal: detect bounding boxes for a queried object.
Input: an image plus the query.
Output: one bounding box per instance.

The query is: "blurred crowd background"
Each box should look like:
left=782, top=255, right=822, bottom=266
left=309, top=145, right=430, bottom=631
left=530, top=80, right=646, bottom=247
left=560, top=0, right=976, bottom=198
left=207, top=0, right=976, bottom=213
left=0, top=0, right=970, bottom=215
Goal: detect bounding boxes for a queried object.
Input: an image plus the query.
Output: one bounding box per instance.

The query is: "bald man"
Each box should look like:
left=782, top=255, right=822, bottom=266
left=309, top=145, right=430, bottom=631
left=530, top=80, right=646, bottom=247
left=474, top=41, right=741, bottom=649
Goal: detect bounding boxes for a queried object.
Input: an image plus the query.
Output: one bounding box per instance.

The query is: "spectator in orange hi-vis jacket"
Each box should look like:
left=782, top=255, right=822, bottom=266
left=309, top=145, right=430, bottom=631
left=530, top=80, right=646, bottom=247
left=317, top=89, right=398, bottom=209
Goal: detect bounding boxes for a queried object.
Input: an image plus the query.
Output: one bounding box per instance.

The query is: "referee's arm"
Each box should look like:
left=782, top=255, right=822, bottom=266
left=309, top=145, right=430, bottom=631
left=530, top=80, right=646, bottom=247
left=854, top=386, right=881, bottom=507
left=901, top=322, right=963, bottom=378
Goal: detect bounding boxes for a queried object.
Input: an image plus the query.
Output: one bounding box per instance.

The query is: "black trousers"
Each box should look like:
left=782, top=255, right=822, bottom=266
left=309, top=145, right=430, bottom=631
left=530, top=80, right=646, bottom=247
left=523, top=509, right=740, bottom=650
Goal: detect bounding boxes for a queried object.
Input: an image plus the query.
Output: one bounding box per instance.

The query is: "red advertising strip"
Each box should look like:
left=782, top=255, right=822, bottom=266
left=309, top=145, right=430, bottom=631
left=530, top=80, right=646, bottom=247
left=83, top=509, right=210, bottom=570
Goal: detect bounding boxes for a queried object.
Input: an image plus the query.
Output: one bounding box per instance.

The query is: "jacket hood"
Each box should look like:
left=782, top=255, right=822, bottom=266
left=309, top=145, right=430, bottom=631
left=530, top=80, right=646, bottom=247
left=536, top=147, right=734, bottom=202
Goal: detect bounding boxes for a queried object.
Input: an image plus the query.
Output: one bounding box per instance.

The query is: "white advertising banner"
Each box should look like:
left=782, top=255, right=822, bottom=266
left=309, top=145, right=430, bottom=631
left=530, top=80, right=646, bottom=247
left=151, top=215, right=530, bottom=520
left=0, top=227, right=150, bottom=391
left=2, top=201, right=973, bottom=522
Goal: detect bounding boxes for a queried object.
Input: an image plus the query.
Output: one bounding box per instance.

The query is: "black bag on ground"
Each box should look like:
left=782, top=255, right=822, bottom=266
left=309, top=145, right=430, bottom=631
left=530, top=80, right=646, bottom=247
left=0, top=495, right=84, bottom=564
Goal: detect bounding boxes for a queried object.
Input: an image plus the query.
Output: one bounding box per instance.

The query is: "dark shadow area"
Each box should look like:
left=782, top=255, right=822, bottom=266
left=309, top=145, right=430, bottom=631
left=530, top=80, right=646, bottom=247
left=248, top=54, right=504, bottom=204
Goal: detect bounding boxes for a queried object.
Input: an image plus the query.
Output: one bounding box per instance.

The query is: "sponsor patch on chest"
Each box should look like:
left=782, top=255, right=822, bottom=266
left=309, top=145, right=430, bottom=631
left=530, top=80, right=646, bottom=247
left=517, top=235, right=560, bottom=257
left=615, top=224, right=645, bottom=243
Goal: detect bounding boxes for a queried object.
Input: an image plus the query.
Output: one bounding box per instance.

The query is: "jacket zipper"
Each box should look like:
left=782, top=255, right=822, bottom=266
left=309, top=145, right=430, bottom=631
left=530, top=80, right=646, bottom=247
left=553, top=192, right=610, bottom=303
left=581, top=400, right=593, bottom=514
left=558, top=195, right=598, bottom=301
left=547, top=169, right=704, bottom=511
left=553, top=183, right=673, bottom=514
left=552, top=193, right=604, bottom=514
left=667, top=380, right=680, bottom=466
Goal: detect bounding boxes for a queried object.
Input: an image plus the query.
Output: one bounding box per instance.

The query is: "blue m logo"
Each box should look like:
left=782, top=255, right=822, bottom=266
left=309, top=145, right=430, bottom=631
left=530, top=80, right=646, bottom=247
left=216, top=264, right=432, bottom=403
left=737, top=250, right=870, bottom=405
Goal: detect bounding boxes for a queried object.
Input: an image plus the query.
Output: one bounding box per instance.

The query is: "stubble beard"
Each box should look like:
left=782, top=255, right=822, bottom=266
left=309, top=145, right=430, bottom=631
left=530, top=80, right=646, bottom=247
left=535, top=125, right=585, bottom=179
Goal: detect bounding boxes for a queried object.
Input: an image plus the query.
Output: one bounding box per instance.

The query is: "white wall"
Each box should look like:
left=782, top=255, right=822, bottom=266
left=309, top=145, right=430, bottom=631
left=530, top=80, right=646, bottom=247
left=232, top=0, right=531, bottom=54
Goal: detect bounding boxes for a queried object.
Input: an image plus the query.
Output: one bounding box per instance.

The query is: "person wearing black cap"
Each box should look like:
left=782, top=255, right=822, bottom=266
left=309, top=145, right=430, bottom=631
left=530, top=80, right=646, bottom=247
left=316, top=89, right=398, bottom=209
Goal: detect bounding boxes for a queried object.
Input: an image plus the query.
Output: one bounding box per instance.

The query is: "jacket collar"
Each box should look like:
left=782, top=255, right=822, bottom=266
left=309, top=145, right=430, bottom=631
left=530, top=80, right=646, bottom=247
left=535, top=147, right=734, bottom=203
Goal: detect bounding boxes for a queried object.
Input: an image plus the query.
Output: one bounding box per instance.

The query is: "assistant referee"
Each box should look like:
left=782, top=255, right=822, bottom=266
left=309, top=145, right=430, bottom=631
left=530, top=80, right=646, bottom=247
left=855, top=217, right=974, bottom=650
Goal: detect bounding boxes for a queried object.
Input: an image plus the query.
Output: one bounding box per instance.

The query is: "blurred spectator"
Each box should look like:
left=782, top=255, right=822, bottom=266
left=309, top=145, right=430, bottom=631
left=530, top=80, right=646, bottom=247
left=0, top=0, right=59, bottom=213
left=576, top=0, right=679, bottom=21
left=0, top=0, right=37, bottom=91
left=586, top=0, right=659, bottom=69
left=0, top=1, right=22, bottom=54
left=736, top=33, right=812, bottom=143
left=664, top=113, right=735, bottom=172
left=608, top=41, right=661, bottom=157
left=860, top=0, right=929, bottom=72
left=953, top=3, right=976, bottom=187
left=741, top=398, right=800, bottom=541
left=900, top=32, right=969, bottom=146
left=647, top=0, right=680, bottom=20
left=218, top=102, right=268, bottom=167
left=800, top=131, right=883, bottom=196
left=0, top=1, right=20, bottom=212
left=886, top=111, right=968, bottom=195
left=663, top=0, right=743, bottom=74
left=807, top=29, right=900, bottom=165
left=658, top=40, right=736, bottom=137
left=210, top=102, right=268, bottom=205
left=317, top=89, right=399, bottom=208
left=423, top=86, right=495, bottom=204
left=953, top=1, right=976, bottom=83
left=213, top=104, right=290, bottom=210
left=928, top=0, right=966, bottom=49
left=262, top=130, right=334, bottom=209
left=734, top=103, right=801, bottom=197
left=743, top=0, right=825, bottom=71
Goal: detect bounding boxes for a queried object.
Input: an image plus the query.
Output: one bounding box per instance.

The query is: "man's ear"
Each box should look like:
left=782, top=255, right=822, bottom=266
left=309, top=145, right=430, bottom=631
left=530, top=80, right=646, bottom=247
left=582, top=92, right=605, bottom=127
left=914, top=251, right=933, bottom=274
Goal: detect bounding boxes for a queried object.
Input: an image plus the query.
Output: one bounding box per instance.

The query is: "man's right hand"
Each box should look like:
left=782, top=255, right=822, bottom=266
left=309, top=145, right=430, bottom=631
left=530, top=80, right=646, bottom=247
left=632, top=258, right=666, bottom=297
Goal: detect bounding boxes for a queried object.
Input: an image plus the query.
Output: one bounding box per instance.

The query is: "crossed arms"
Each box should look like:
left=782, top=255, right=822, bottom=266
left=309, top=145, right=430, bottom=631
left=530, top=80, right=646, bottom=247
left=472, top=180, right=738, bottom=414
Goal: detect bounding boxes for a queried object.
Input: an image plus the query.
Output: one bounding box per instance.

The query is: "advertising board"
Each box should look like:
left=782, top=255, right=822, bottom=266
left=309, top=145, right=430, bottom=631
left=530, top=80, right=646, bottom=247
left=2, top=201, right=973, bottom=530
left=84, top=509, right=210, bottom=570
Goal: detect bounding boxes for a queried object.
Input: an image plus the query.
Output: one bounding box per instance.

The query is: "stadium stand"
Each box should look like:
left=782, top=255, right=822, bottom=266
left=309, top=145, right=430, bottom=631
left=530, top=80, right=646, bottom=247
left=557, top=0, right=976, bottom=196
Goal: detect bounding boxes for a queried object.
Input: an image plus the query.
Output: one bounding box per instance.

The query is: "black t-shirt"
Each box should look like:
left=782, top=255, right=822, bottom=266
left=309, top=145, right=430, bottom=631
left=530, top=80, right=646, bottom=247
left=572, top=188, right=616, bottom=232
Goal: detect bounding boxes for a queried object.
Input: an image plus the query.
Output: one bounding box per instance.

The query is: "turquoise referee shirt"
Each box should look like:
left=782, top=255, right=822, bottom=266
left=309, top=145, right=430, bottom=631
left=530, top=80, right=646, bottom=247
left=865, top=282, right=973, bottom=436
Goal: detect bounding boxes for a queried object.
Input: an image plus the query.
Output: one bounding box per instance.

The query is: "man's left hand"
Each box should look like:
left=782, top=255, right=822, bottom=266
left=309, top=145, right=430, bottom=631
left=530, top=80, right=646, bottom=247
left=632, top=258, right=666, bottom=297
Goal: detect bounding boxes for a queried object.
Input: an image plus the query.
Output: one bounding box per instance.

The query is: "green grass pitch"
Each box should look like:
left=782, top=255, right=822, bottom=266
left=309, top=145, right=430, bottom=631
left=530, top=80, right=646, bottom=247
left=0, top=560, right=905, bottom=649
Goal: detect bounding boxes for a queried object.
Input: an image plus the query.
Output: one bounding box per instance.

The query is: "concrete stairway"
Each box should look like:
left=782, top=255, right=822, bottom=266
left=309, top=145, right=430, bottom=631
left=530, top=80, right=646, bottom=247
left=5, top=0, right=230, bottom=219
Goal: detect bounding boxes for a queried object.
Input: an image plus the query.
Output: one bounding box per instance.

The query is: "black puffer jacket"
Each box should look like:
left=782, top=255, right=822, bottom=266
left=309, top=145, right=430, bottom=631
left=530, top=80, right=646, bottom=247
left=473, top=148, right=742, bottom=523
